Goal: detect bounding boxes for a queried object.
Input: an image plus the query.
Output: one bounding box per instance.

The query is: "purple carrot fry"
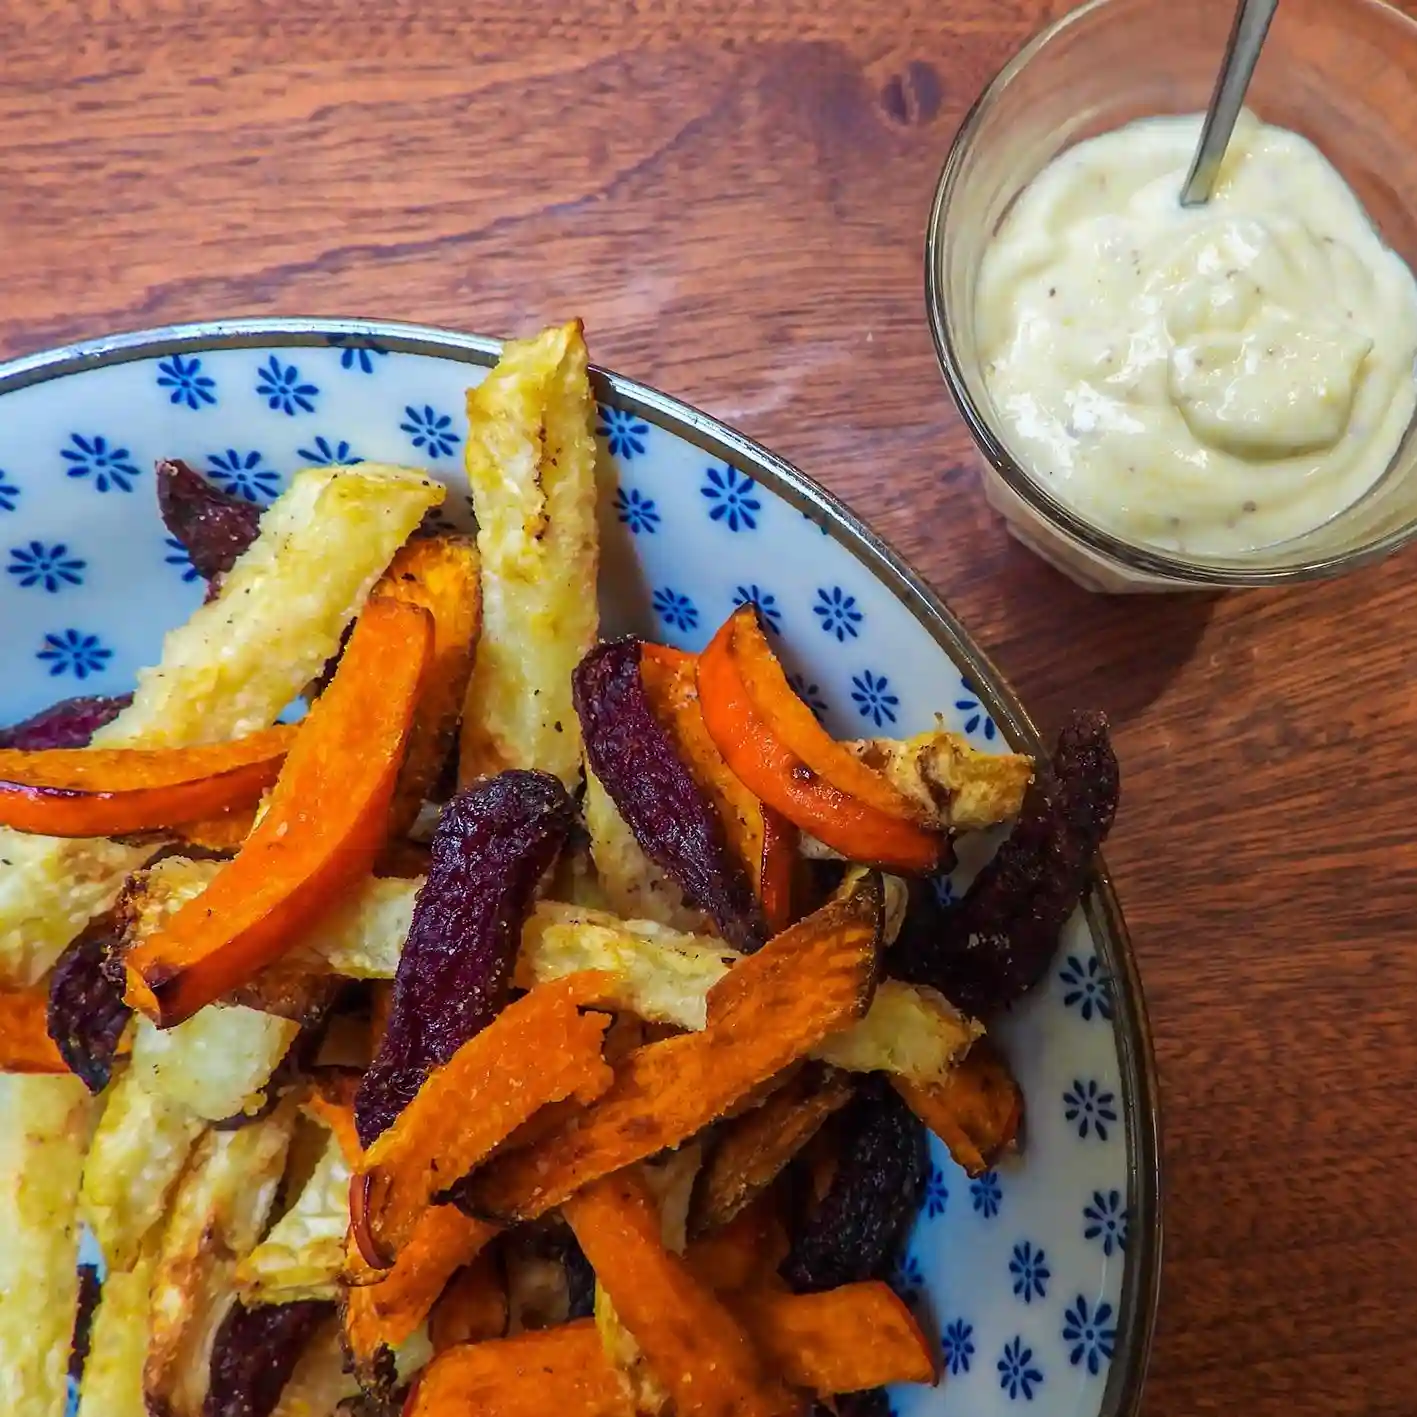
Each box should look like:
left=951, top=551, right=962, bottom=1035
left=354, top=770, right=578, bottom=1148
left=0, top=694, right=131, bottom=750
left=156, top=457, right=262, bottom=588
left=573, top=638, right=767, bottom=953
left=204, top=1299, right=334, bottom=1417
left=47, top=913, right=131, bottom=1094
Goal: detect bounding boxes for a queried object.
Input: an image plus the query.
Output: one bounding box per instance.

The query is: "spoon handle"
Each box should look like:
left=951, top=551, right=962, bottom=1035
left=1179, top=0, right=1280, bottom=207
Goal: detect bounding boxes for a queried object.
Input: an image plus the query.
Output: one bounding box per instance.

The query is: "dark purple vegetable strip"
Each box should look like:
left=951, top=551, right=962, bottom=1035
left=204, top=1298, right=334, bottom=1417
left=156, top=457, right=262, bottom=587
left=780, top=1078, right=928, bottom=1295
left=814, top=1393, right=892, bottom=1417
left=354, top=770, right=577, bottom=1147
left=67, top=1262, right=102, bottom=1390
left=573, top=638, right=767, bottom=953
left=0, top=694, right=131, bottom=750
left=46, top=914, right=131, bottom=1094
left=889, top=709, right=1119, bottom=1017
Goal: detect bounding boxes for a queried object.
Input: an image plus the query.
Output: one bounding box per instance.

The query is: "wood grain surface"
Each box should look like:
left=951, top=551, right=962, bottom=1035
left=2, top=1, right=1413, bottom=1411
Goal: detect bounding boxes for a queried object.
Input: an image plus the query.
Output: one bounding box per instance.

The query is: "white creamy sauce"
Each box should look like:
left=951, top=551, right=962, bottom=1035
left=976, top=112, right=1417, bottom=554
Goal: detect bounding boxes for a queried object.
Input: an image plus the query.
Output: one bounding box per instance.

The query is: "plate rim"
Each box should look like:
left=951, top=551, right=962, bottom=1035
left=0, top=315, right=1162, bottom=1417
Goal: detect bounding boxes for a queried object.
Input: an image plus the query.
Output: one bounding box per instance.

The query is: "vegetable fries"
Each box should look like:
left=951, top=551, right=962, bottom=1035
left=0, top=320, right=1114, bottom=1417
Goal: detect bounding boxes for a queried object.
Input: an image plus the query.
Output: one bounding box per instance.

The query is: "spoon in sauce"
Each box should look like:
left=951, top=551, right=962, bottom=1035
left=1179, top=0, right=1280, bottom=206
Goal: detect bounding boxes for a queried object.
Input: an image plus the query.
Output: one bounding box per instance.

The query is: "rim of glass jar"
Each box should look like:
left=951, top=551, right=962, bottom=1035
left=923, top=0, right=1417, bottom=588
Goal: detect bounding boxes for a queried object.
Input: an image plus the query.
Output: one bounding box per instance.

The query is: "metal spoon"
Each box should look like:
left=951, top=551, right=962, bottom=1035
left=1179, top=0, right=1280, bottom=207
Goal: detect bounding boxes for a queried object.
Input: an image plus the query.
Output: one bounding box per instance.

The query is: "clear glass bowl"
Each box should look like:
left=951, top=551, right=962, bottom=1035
left=926, top=0, right=1417, bottom=591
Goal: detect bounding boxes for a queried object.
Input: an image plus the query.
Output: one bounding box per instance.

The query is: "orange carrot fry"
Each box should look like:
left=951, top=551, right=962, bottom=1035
left=173, top=804, right=259, bottom=854
left=352, top=974, right=615, bottom=1267
left=124, top=597, right=432, bottom=1026
left=564, top=1170, right=800, bottom=1417
left=430, top=1250, right=508, bottom=1354
left=0, top=727, right=294, bottom=837
left=0, top=988, right=67, bottom=1073
left=892, top=1037, right=1023, bottom=1177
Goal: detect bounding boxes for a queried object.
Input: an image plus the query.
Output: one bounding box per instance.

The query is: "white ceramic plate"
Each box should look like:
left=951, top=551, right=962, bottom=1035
left=0, top=319, right=1159, bottom=1417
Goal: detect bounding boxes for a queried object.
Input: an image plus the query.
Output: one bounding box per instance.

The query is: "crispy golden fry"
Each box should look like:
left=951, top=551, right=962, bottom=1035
left=0, top=1074, right=97, bottom=1417
left=460, top=320, right=600, bottom=789
left=0, top=463, right=443, bottom=987
left=75, top=1250, right=155, bottom=1417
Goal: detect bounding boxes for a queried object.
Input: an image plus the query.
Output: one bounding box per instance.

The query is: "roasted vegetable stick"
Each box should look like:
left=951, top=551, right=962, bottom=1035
left=75, top=1251, right=155, bottom=1417
left=0, top=987, right=67, bottom=1073
left=564, top=1169, right=800, bottom=1417
left=431, top=1251, right=508, bottom=1353
left=461, top=320, right=600, bottom=790
left=892, top=1037, right=1023, bottom=1176
left=685, top=1194, right=790, bottom=1295
left=156, top=457, right=263, bottom=585
left=125, top=597, right=434, bottom=1026
left=204, top=1298, right=335, bottom=1417
left=459, top=880, right=882, bottom=1223
left=0, top=693, right=130, bottom=751
left=46, top=913, right=132, bottom=1093
left=372, top=535, right=481, bottom=838
left=269, top=1318, right=361, bottom=1417
left=0, top=727, right=294, bottom=838
left=352, top=974, right=615, bottom=1267
left=0, top=1073, right=97, bottom=1417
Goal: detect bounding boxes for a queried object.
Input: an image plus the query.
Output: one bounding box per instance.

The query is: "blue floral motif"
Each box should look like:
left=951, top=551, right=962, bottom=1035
left=923, top=1165, right=948, bottom=1219
left=1083, top=1189, right=1129, bottom=1256
left=36, top=629, right=112, bottom=680
left=255, top=355, right=319, bottom=415
left=787, top=672, right=828, bottom=723
left=940, top=1319, right=976, bottom=1377
left=997, top=1337, right=1043, bottom=1401
left=62, top=434, right=140, bottom=494
left=813, top=586, right=862, bottom=642
left=156, top=353, right=217, bottom=410
left=971, top=1170, right=1002, bottom=1218
left=652, top=588, right=699, bottom=634
left=296, top=436, right=362, bottom=466
left=1063, top=1079, right=1118, bottom=1142
left=327, top=334, right=389, bottom=373
left=597, top=405, right=649, bottom=459
left=701, top=464, right=761, bottom=532
left=614, top=487, right=660, bottom=535
left=955, top=676, right=997, bottom=741
left=893, top=1252, right=924, bottom=1306
left=401, top=404, right=461, bottom=459
left=207, top=450, right=280, bottom=504
left=1009, top=1241, right=1050, bottom=1303
left=733, top=584, right=782, bottom=634
left=850, top=670, right=899, bottom=728
left=164, top=536, right=201, bottom=583
left=1062, top=1296, right=1116, bottom=1375
left=7, top=542, right=85, bottom=593
left=932, top=874, right=959, bottom=908
left=0, top=472, right=17, bottom=512
left=1059, top=954, right=1113, bottom=1022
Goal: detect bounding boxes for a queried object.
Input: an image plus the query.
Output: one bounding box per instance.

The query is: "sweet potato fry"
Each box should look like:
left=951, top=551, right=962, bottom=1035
left=352, top=974, right=615, bottom=1268
left=431, top=1251, right=508, bottom=1353
left=406, top=1320, right=634, bottom=1417
left=124, top=596, right=433, bottom=1026
left=685, top=1193, right=790, bottom=1295
left=0, top=987, right=67, bottom=1073
left=564, top=1169, right=800, bottom=1417
left=0, top=727, right=294, bottom=838
left=892, top=1037, right=1023, bottom=1176
left=460, top=879, right=881, bottom=1224
left=372, top=536, right=481, bottom=838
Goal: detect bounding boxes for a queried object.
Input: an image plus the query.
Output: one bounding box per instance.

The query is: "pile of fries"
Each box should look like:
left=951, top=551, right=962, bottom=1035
left=0, top=319, right=1114, bottom=1417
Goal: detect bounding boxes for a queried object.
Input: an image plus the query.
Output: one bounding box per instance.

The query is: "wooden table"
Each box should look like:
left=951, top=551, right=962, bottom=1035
left=4, top=1, right=1413, bottom=1412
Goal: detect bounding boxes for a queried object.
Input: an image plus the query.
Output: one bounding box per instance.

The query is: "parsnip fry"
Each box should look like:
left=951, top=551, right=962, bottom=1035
left=75, top=1249, right=156, bottom=1417
left=270, top=1318, right=361, bottom=1417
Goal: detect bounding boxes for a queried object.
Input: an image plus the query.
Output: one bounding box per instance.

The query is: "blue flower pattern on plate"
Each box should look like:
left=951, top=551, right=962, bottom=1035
left=941, top=1319, right=976, bottom=1377
left=972, top=1170, right=1003, bottom=1218
left=1059, top=954, right=1113, bottom=1022
left=255, top=356, right=319, bottom=415
left=207, top=450, right=280, bottom=504
left=787, top=672, right=828, bottom=722
left=923, top=1166, right=948, bottom=1219
left=955, top=676, right=997, bottom=741
left=614, top=487, right=660, bottom=535
left=733, top=584, right=781, bottom=634
left=598, top=405, right=649, bottom=459
left=701, top=464, right=761, bottom=531
left=652, top=588, right=698, bottom=633
left=813, top=585, right=862, bottom=641
left=62, top=434, right=139, bottom=493
left=327, top=334, right=389, bottom=373
left=7, top=542, right=85, bottom=593
left=0, top=473, right=17, bottom=512
left=1083, top=1189, right=1128, bottom=1256
left=1009, top=1242, right=1050, bottom=1303
left=851, top=670, right=899, bottom=727
left=297, top=436, right=361, bottom=466
left=156, top=353, right=217, bottom=410
left=933, top=873, right=959, bottom=908
left=895, top=1252, right=924, bottom=1305
left=1064, top=1080, right=1118, bottom=1142
left=997, top=1337, right=1044, bottom=1401
left=1062, top=1296, right=1116, bottom=1375
left=164, top=537, right=200, bottom=583
left=37, top=629, right=112, bottom=680
left=401, top=404, right=460, bottom=459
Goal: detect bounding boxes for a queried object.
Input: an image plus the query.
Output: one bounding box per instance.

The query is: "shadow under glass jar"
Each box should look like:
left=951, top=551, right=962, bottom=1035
left=926, top=0, right=1417, bottom=592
